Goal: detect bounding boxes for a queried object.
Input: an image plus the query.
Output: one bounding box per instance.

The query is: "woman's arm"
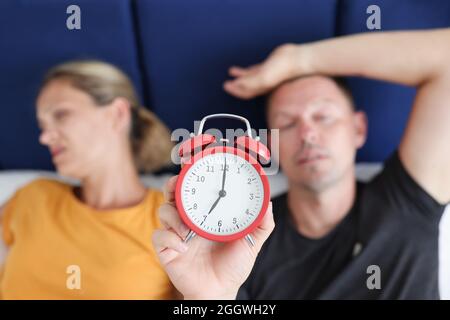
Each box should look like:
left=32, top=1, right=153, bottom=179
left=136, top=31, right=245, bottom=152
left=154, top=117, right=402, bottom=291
left=0, top=205, right=4, bottom=226
left=0, top=205, right=7, bottom=263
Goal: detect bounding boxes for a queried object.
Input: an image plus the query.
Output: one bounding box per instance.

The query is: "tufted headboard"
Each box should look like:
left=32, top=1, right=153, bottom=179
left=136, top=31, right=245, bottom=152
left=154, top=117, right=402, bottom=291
left=1, top=0, right=450, bottom=169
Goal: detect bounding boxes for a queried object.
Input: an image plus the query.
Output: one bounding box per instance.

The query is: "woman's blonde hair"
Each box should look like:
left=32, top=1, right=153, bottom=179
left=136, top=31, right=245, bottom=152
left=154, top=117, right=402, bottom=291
left=41, top=60, right=173, bottom=172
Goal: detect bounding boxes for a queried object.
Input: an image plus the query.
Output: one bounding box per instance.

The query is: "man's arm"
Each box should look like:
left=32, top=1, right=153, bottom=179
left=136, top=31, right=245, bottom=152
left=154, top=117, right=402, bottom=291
left=225, top=28, right=450, bottom=203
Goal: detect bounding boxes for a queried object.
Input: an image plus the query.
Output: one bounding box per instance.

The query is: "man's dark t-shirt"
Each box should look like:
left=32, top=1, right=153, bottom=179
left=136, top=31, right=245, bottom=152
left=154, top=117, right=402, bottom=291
left=238, top=151, right=447, bottom=299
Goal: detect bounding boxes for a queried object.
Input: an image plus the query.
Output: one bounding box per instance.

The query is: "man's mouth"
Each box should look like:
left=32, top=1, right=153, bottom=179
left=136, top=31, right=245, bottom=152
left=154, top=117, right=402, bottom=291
left=296, top=154, right=328, bottom=165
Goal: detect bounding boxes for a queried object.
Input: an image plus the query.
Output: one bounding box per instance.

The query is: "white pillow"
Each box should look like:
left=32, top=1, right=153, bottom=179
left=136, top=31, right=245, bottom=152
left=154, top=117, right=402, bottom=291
left=0, top=167, right=448, bottom=299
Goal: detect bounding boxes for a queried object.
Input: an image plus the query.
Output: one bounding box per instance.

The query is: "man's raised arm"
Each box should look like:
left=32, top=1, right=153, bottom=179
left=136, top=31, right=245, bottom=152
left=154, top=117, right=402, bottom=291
left=224, top=28, right=450, bottom=203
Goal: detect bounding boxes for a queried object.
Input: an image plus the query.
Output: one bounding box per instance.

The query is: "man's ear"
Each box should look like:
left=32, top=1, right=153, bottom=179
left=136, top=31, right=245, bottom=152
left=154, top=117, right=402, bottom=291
left=109, top=97, right=132, bottom=132
left=353, top=110, right=368, bottom=149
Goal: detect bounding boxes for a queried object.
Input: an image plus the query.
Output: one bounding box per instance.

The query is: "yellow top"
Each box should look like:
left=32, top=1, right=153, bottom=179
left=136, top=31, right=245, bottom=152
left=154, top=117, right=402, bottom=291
left=0, top=178, right=173, bottom=300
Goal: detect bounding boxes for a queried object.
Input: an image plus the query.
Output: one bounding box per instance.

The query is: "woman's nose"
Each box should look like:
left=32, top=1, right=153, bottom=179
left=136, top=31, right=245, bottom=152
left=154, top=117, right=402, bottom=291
left=39, top=128, right=57, bottom=146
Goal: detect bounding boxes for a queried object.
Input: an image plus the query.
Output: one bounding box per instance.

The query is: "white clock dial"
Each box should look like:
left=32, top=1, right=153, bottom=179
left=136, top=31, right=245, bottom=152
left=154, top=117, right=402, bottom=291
left=180, top=152, right=265, bottom=236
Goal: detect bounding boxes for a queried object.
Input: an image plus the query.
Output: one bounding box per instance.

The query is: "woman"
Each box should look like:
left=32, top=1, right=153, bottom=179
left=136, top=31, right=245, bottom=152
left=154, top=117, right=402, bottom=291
left=0, top=60, right=174, bottom=299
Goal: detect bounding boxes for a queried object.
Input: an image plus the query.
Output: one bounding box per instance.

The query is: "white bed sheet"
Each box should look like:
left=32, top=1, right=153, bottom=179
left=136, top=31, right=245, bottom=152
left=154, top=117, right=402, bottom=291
left=0, top=166, right=448, bottom=299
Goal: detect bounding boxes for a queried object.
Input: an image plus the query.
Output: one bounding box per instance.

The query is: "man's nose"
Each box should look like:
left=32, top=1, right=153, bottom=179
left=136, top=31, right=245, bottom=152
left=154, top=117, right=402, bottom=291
left=296, top=120, right=318, bottom=144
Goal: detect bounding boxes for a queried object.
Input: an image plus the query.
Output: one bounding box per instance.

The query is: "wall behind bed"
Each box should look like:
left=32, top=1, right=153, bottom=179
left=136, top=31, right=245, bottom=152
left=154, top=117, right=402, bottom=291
left=2, top=0, right=449, bottom=171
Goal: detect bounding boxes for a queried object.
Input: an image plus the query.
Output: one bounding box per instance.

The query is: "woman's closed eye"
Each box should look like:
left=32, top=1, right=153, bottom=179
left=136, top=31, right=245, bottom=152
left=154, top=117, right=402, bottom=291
left=53, top=109, right=70, bottom=121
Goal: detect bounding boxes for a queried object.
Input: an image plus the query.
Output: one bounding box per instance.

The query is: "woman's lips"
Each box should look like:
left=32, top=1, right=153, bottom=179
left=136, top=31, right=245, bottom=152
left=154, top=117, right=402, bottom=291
left=51, top=147, right=65, bottom=158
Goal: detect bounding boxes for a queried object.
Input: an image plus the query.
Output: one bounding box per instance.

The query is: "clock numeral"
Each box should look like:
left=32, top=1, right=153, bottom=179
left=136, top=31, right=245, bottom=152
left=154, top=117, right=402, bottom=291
left=193, top=203, right=198, bottom=210
left=232, top=217, right=237, bottom=224
left=249, top=193, right=254, bottom=200
left=191, top=188, right=196, bottom=195
left=220, top=164, right=229, bottom=172
left=218, top=220, right=222, bottom=227
left=237, top=167, right=240, bottom=174
left=245, top=209, right=253, bottom=216
left=247, top=178, right=252, bottom=185
left=206, top=165, right=214, bottom=173
left=196, top=176, right=205, bottom=183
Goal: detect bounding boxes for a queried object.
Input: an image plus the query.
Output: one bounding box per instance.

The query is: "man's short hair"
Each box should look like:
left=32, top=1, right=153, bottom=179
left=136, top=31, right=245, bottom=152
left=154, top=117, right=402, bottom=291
left=264, top=76, right=355, bottom=119
left=332, top=77, right=354, bottom=109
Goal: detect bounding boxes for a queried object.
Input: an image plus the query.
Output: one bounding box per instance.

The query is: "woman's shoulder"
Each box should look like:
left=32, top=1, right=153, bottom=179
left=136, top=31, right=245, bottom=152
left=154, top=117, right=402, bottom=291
left=144, top=188, right=165, bottom=226
left=145, top=188, right=165, bottom=206
left=1, top=178, right=73, bottom=227
left=14, top=178, right=72, bottom=199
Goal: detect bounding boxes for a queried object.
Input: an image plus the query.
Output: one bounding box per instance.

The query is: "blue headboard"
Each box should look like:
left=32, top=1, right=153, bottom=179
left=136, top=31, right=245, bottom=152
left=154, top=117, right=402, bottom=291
left=0, top=0, right=449, bottom=170
left=337, top=0, right=450, bottom=161
left=0, top=0, right=143, bottom=170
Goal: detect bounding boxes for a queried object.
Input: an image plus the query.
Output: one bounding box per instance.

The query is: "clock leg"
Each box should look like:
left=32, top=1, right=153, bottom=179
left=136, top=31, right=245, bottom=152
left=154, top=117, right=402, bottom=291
left=245, top=234, right=255, bottom=247
left=184, top=229, right=197, bottom=243
left=184, top=230, right=255, bottom=246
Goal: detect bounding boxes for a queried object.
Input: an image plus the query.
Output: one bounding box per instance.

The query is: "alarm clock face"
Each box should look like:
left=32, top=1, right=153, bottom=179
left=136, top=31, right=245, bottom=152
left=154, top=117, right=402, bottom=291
left=178, top=149, right=267, bottom=240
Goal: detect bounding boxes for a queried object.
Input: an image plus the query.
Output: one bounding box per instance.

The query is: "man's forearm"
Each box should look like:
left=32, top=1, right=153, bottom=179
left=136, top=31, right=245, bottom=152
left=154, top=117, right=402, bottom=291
left=298, top=28, right=450, bottom=86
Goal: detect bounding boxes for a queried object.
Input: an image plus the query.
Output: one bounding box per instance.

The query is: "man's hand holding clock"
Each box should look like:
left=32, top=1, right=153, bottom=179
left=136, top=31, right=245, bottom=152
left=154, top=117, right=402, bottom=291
left=152, top=174, right=274, bottom=300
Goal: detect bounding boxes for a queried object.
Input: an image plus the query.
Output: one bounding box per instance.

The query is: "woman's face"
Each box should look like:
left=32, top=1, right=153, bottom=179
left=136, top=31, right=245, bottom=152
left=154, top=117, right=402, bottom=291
left=36, top=80, right=125, bottom=179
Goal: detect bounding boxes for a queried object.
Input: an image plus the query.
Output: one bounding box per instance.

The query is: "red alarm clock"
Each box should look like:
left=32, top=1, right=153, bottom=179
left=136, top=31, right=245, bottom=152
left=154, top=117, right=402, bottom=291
left=175, top=113, right=271, bottom=246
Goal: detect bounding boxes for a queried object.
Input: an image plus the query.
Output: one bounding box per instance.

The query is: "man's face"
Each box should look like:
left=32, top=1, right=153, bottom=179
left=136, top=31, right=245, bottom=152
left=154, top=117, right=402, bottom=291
left=267, top=76, right=367, bottom=192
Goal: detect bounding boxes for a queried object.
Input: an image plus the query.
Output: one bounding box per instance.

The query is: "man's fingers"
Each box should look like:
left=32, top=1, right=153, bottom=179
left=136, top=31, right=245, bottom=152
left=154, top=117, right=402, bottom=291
left=259, top=201, right=274, bottom=232
left=228, top=64, right=261, bottom=77
left=163, top=175, right=178, bottom=203
left=159, top=203, right=190, bottom=239
left=228, top=66, right=248, bottom=77
left=158, top=248, right=181, bottom=266
left=223, top=79, right=259, bottom=100
left=152, top=229, right=189, bottom=256
left=223, top=69, right=269, bottom=100
left=251, top=201, right=275, bottom=252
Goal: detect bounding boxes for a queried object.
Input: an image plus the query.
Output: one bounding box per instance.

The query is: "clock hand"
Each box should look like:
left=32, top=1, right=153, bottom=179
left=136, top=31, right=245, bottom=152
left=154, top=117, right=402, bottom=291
left=201, top=187, right=227, bottom=225
left=208, top=151, right=227, bottom=219
left=221, top=154, right=227, bottom=192
left=208, top=195, right=222, bottom=215
left=188, top=153, right=228, bottom=240
left=186, top=192, right=221, bottom=240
